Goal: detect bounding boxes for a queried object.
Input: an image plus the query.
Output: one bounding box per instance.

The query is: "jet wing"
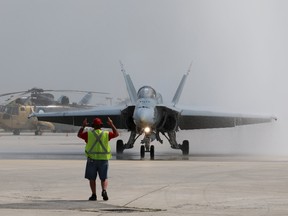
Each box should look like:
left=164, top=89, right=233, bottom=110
left=178, top=108, right=276, bottom=130
left=31, top=106, right=130, bottom=129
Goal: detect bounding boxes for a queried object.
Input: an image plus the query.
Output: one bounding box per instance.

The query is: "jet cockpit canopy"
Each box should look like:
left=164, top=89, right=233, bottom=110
left=137, top=86, right=156, bottom=99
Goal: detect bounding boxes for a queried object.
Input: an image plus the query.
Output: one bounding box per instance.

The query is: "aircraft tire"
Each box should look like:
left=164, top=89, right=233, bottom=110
left=116, top=140, right=124, bottom=154
left=13, top=129, right=20, bottom=135
left=150, top=145, right=155, bottom=160
left=140, top=145, right=145, bottom=159
left=35, top=130, right=42, bottom=136
left=182, top=140, right=189, bottom=155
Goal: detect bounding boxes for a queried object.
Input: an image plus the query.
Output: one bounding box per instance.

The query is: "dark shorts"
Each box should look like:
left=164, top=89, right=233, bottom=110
left=85, top=158, right=109, bottom=181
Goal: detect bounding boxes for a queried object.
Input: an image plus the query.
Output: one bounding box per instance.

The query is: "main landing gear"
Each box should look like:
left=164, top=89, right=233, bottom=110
left=116, top=139, right=155, bottom=160
left=12, top=129, right=43, bottom=135
left=116, top=130, right=189, bottom=160
left=35, top=129, right=43, bottom=135
left=13, top=129, right=20, bottom=135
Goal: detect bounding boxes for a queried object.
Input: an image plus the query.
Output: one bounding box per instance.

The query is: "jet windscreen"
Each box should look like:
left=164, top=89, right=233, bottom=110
left=137, top=86, right=156, bottom=99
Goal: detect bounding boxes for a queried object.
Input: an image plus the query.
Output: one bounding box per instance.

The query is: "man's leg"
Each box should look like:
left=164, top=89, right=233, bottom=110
left=101, top=179, right=108, bottom=191
left=90, top=180, right=96, bottom=194
left=85, top=159, right=98, bottom=201
left=88, top=180, right=97, bottom=200
left=99, top=161, right=109, bottom=201
left=101, top=179, right=109, bottom=201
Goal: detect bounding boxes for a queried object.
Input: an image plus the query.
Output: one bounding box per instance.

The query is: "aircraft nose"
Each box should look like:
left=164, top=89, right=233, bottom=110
left=133, top=108, right=155, bottom=128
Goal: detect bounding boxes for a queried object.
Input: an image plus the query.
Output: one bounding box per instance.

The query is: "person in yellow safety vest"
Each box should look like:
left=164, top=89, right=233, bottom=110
left=77, top=117, right=119, bottom=201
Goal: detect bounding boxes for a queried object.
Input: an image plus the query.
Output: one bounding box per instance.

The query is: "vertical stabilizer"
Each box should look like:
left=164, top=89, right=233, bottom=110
left=78, top=92, right=92, bottom=105
left=120, top=61, right=137, bottom=104
left=171, top=63, right=192, bottom=106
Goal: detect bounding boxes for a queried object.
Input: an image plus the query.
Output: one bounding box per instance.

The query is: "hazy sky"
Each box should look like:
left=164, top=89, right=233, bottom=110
left=1, top=0, right=288, bottom=154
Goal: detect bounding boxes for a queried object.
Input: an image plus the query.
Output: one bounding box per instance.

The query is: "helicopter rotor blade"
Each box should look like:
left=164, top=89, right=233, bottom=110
left=0, top=91, right=28, bottom=97
left=41, top=90, right=109, bottom=95
left=0, top=89, right=109, bottom=98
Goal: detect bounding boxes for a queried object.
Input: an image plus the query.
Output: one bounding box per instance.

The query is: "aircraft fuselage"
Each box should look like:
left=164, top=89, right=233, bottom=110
left=132, top=86, right=161, bottom=132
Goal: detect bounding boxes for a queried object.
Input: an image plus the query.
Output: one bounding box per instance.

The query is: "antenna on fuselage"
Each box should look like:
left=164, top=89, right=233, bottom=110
left=171, top=62, right=192, bottom=106
left=120, top=61, right=137, bottom=104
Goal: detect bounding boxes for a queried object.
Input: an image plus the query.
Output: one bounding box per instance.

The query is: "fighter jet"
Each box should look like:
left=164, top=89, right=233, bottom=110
left=31, top=64, right=276, bottom=158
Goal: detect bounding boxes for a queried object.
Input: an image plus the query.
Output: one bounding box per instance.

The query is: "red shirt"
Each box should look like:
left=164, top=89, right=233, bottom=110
left=77, top=128, right=117, bottom=143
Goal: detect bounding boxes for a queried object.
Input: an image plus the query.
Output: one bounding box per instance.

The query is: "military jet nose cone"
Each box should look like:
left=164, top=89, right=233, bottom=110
left=134, top=108, right=155, bottom=127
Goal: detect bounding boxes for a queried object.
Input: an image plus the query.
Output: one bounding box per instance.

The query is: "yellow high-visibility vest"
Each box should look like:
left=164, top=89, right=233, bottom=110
left=85, top=129, right=111, bottom=160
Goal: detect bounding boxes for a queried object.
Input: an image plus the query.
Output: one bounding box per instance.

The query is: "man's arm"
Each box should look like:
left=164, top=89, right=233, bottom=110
left=77, top=127, right=85, bottom=138
left=77, top=118, right=88, bottom=143
left=107, top=117, right=119, bottom=138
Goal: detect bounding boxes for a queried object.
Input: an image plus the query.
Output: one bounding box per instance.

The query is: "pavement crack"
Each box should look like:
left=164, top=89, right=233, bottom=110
left=123, top=185, right=169, bottom=207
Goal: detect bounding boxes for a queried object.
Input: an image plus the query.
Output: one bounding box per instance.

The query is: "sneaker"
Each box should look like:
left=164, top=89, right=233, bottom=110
left=102, top=190, right=109, bottom=201
left=89, top=194, right=97, bottom=201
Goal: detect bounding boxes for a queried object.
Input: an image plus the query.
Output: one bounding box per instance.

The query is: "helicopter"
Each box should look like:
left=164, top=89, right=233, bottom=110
left=0, top=88, right=108, bottom=135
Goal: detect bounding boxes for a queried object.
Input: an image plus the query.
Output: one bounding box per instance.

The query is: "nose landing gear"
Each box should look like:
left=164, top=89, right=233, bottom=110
left=140, top=144, right=154, bottom=160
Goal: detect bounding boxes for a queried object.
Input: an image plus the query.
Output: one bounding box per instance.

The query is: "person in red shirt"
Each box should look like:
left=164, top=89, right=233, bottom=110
left=78, top=117, right=119, bottom=201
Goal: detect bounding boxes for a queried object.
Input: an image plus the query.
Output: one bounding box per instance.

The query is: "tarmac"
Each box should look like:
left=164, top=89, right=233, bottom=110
left=1, top=132, right=288, bottom=215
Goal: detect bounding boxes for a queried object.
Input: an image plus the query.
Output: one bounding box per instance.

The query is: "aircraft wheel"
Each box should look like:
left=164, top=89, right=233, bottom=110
left=35, top=130, right=42, bottom=136
left=150, top=145, right=155, bottom=160
left=140, top=145, right=145, bottom=159
left=13, top=129, right=20, bottom=135
left=182, top=140, right=189, bottom=155
left=116, top=140, right=124, bottom=154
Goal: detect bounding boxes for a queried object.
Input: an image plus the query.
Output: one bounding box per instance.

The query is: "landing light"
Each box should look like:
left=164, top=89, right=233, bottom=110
left=144, top=127, right=151, bottom=133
